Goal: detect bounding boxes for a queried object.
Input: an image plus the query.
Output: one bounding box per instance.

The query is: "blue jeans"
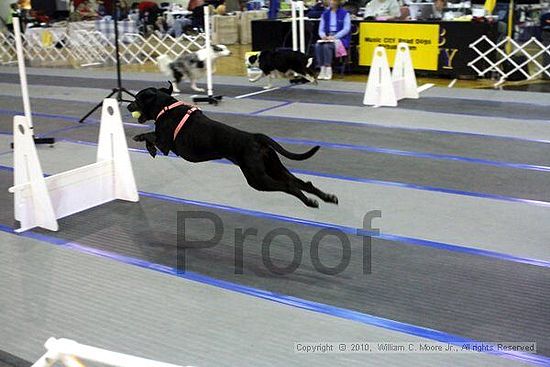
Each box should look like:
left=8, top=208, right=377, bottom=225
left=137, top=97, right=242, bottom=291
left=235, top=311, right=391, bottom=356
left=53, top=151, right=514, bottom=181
left=316, top=42, right=335, bottom=67
left=169, top=18, right=192, bottom=37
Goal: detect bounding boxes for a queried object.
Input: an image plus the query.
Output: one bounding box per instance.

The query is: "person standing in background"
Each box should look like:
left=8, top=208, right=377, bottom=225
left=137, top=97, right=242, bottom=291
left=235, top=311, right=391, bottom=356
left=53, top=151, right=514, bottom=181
left=188, top=0, right=205, bottom=11
left=6, top=2, right=20, bottom=33
left=316, top=0, right=351, bottom=80
left=16, top=0, right=31, bottom=28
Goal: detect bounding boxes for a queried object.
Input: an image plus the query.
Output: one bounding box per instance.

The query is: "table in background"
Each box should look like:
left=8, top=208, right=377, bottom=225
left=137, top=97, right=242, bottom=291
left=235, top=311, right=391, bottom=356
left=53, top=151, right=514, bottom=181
left=95, top=19, right=138, bottom=42
left=164, top=10, right=192, bottom=27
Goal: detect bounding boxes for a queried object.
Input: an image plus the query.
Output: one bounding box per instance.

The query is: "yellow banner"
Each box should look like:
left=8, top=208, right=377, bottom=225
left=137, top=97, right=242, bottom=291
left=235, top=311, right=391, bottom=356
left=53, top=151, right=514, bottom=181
left=359, top=23, right=440, bottom=71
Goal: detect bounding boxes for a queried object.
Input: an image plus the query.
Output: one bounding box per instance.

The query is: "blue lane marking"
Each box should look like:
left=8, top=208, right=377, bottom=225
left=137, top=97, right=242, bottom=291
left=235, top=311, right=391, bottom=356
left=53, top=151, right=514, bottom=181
left=7, top=134, right=550, bottom=209
left=3, top=131, right=550, bottom=209
left=5, top=69, right=550, bottom=107
left=137, top=191, right=550, bottom=268
left=0, top=223, right=546, bottom=366
left=273, top=137, right=550, bottom=173
left=210, top=108, right=550, bottom=144
left=2, top=109, right=550, bottom=174
left=287, top=167, right=550, bottom=208
left=0, top=161, right=548, bottom=268
left=3, top=103, right=550, bottom=145
left=0, top=109, right=99, bottom=123
left=250, top=101, right=294, bottom=115
left=247, top=94, right=550, bottom=122
left=0, top=109, right=150, bottom=129
left=35, top=124, right=88, bottom=137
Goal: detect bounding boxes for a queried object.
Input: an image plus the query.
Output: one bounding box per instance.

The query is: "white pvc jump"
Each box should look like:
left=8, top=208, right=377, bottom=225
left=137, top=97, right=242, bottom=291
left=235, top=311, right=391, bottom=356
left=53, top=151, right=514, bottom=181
left=32, top=338, right=195, bottom=367
left=204, top=5, right=214, bottom=98
left=363, top=43, right=419, bottom=107
left=291, top=1, right=306, bottom=53
left=9, top=15, right=138, bottom=232
left=12, top=16, right=34, bottom=131
left=9, top=100, right=139, bottom=232
left=192, top=6, right=222, bottom=104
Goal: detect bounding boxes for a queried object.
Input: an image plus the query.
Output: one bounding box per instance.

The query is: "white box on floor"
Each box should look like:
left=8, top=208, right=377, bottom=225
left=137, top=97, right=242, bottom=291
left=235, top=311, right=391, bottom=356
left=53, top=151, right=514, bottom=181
left=211, top=14, right=240, bottom=45
left=239, top=10, right=268, bottom=44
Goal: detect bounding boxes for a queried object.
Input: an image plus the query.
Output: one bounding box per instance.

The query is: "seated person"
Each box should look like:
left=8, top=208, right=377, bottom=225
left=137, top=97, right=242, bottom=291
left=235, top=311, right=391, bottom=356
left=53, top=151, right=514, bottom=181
left=137, top=0, right=161, bottom=33
left=363, top=0, right=400, bottom=19
left=316, top=0, right=351, bottom=80
left=157, top=15, right=193, bottom=37
left=74, top=0, right=100, bottom=20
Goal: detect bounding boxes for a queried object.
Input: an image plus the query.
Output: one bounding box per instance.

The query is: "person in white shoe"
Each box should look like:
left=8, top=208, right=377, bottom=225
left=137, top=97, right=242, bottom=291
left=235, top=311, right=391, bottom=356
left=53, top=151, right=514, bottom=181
left=316, top=0, right=351, bottom=80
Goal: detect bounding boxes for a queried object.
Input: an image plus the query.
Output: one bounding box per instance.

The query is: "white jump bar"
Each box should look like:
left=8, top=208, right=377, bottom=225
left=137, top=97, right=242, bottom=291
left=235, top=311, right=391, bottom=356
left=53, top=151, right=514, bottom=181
left=32, top=338, right=196, bottom=367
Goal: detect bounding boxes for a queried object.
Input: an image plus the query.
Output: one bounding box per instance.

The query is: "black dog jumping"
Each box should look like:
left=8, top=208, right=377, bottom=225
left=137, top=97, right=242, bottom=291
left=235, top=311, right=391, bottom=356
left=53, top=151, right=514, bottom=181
left=127, top=84, right=338, bottom=208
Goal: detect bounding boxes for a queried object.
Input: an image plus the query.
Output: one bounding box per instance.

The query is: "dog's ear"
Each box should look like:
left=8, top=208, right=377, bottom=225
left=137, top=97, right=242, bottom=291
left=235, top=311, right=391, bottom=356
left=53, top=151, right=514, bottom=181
left=159, top=82, right=173, bottom=95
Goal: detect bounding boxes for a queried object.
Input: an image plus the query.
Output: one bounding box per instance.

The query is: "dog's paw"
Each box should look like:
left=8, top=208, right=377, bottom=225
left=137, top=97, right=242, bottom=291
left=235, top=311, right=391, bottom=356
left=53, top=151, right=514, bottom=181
left=192, top=87, right=205, bottom=92
left=324, top=194, right=338, bottom=205
left=306, top=198, right=319, bottom=208
left=145, top=142, right=157, bottom=158
left=133, top=134, right=146, bottom=142
left=263, top=85, right=273, bottom=90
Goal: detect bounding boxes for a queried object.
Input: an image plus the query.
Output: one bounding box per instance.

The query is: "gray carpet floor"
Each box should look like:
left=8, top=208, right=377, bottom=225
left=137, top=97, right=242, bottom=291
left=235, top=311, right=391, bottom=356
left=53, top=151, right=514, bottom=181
left=0, top=67, right=548, bottom=367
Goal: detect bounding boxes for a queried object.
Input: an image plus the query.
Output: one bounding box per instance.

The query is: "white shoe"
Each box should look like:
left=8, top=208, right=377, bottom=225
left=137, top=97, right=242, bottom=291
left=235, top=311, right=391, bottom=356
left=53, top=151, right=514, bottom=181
left=318, top=66, right=326, bottom=80
left=325, top=67, right=333, bottom=80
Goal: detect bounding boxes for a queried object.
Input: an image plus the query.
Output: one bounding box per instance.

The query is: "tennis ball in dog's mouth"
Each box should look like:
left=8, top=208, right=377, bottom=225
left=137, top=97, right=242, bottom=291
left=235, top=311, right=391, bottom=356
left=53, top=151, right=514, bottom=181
left=131, top=111, right=141, bottom=119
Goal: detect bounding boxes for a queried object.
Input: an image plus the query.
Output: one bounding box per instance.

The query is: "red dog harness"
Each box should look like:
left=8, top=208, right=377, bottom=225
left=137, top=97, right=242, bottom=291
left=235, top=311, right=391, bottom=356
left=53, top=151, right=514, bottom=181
left=156, top=101, right=200, bottom=141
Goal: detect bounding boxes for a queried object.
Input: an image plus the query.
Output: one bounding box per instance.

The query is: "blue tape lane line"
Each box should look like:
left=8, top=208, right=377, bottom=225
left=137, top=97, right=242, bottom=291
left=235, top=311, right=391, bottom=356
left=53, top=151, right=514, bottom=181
left=273, top=137, right=550, bottom=173
left=2, top=105, right=550, bottom=144
left=35, top=124, right=88, bottom=137
left=10, top=107, right=550, bottom=173
left=0, top=108, right=149, bottom=129
left=288, top=167, right=550, bottom=208
left=18, top=136, right=550, bottom=209
left=0, top=223, right=546, bottom=366
left=250, top=101, right=294, bottom=115
left=5, top=68, right=550, bottom=106
left=137, top=191, right=550, bottom=268
left=207, top=108, right=550, bottom=144
left=3, top=132, right=550, bottom=209
left=0, top=161, right=548, bottom=268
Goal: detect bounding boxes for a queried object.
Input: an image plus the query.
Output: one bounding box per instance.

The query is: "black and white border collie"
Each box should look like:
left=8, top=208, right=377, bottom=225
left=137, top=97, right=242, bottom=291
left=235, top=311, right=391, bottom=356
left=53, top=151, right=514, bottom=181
left=246, top=49, right=317, bottom=89
left=156, top=44, right=231, bottom=93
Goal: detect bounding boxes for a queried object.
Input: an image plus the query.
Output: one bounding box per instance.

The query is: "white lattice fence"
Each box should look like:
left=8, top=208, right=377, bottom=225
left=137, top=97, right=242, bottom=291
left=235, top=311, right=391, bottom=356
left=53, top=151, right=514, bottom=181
left=0, top=28, right=206, bottom=67
left=117, top=33, right=206, bottom=65
left=469, top=36, right=550, bottom=86
left=23, top=27, right=72, bottom=66
left=0, top=32, right=16, bottom=64
left=70, top=30, right=115, bottom=66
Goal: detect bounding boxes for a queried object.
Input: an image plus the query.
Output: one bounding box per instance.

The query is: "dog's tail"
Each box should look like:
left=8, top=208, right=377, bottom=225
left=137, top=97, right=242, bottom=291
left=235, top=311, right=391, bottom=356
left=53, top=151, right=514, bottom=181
left=306, top=57, right=313, bottom=68
left=156, top=55, right=173, bottom=77
left=257, top=134, right=320, bottom=161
